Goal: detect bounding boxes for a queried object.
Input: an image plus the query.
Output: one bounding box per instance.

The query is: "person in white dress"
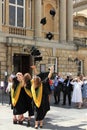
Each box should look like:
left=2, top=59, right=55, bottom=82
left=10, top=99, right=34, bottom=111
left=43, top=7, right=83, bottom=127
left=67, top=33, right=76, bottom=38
left=71, top=77, right=83, bottom=108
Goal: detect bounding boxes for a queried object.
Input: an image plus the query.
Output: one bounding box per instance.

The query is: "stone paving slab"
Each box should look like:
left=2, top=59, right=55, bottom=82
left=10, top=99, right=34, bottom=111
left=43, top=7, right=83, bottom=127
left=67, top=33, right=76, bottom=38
left=0, top=94, right=87, bottom=130
left=0, top=103, right=87, bottom=130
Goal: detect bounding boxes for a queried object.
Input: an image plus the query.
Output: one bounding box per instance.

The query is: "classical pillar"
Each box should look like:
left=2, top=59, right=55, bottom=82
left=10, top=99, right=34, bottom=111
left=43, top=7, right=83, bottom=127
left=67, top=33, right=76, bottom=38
left=34, top=0, right=41, bottom=38
left=59, top=0, right=66, bottom=43
left=67, top=0, right=73, bottom=42
left=0, top=0, right=2, bottom=31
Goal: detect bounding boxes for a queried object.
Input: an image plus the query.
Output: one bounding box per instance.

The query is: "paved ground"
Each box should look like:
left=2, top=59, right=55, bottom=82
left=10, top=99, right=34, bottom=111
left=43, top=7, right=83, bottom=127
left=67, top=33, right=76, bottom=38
left=0, top=93, right=87, bottom=130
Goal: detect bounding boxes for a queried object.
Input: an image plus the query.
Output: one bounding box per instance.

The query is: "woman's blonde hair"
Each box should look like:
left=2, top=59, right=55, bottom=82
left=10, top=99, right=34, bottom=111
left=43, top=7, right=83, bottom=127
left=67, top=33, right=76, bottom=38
left=33, top=76, right=41, bottom=87
left=24, top=73, right=31, bottom=83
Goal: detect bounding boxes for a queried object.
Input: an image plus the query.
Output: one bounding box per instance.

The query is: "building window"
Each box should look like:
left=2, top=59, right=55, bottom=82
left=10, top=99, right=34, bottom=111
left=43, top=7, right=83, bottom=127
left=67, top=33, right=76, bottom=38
left=2, top=0, right=5, bottom=24
left=17, top=0, right=23, bottom=6
left=28, top=0, right=31, bottom=28
left=40, top=64, right=46, bottom=72
left=48, top=57, right=58, bottom=73
left=9, top=0, right=15, bottom=4
left=9, top=0, right=25, bottom=27
left=77, top=60, right=84, bottom=75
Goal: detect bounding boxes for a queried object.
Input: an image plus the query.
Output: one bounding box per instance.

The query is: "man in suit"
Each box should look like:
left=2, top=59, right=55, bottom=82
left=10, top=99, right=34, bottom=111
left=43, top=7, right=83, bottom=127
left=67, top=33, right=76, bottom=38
left=62, top=73, right=73, bottom=106
left=53, top=74, right=64, bottom=104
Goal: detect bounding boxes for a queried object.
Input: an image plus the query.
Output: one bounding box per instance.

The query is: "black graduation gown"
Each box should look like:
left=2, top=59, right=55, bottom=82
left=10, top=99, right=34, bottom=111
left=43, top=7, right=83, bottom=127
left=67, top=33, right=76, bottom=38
left=32, top=78, right=50, bottom=121
left=24, top=80, right=34, bottom=116
left=37, top=72, right=51, bottom=95
left=12, top=77, right=28, bottom=115
left=13, top=88, right=28, bottom=115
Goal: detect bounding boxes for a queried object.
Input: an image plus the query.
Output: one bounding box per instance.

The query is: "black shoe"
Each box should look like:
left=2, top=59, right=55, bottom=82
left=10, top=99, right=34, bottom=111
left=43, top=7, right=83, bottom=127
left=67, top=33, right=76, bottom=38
left=18, top=120, right=23, bottom=124
left=40, top=121, right=43, bottom=128
left=54, top=102, right=58, bottom=104
left=13, top=120, right=17, bottom=124
left=27, top=120, right=30, bottom=127
left=40, top=125, right=43, bottom=128
left=57, top=101, right=60, bottom=104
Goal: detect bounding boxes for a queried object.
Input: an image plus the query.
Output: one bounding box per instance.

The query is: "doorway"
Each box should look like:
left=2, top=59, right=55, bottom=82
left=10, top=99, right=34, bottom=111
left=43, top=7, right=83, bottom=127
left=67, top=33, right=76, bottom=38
left=13, top=53, right=33, bottom=75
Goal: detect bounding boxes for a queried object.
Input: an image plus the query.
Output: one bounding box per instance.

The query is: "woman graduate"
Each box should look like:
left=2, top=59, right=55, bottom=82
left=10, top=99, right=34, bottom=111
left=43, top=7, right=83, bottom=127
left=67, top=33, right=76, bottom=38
left=31, top=66, right=52, bottom=101
left=31, top=66, right=53, bottom=129
left=11, top=72, right=28, bottom=124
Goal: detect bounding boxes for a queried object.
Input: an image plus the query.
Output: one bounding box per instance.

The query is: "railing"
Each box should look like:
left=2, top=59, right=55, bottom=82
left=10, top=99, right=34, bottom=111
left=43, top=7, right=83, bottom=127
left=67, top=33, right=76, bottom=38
left=2, top=25, right=34, bottom=37
left=9, top=26, right=26, bottom=36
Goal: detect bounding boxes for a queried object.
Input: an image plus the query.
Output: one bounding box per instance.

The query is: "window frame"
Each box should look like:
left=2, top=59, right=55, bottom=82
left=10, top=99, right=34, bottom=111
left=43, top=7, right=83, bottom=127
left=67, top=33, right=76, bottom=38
left=77, top=60, right=84, bottom=75
left=40, top=64, right=46, bottom=72
left=28, top=0, right=32, bottom=28
left=2, top=0, right=5, bottom=24
left=48, top=57, right=58, bottom=73
left=9, top=0, right=25, bottom=27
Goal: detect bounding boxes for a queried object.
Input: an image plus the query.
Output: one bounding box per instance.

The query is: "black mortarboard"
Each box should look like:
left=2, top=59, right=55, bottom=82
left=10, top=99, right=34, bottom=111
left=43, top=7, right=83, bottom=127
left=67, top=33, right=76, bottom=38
left=37, top=72, right=49, bottom=81
left=46, top=32, right=53, bottom=40
left=40, top=17, right=46, bottom=25
left=50, top=9, right=56, bottom=16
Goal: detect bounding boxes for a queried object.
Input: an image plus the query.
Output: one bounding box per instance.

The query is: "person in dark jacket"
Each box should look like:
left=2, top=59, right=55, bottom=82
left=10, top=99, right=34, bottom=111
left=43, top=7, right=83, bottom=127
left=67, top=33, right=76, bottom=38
left=62, top=73, right=73, bottom=106
left=53, top=74, right=64, bottom=104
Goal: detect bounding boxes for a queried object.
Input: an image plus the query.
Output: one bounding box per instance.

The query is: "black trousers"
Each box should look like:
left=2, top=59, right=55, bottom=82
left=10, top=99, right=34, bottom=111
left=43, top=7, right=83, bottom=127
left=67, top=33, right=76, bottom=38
left=62, top=88, right=72, bottom=105
left=54, top=86, right=62, bottom=103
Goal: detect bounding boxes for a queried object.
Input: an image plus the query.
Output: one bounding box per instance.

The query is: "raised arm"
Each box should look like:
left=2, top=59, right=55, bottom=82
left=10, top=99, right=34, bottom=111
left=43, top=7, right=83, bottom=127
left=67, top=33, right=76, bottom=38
left=48, top=66, right=54, bottom=79
left=31, top=65, right=38, bottom=75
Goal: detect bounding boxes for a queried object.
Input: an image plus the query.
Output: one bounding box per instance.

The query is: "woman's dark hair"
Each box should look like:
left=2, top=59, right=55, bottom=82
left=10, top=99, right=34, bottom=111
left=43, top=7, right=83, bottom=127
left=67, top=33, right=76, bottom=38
left=24, top=73, right=31, bottom=89
left=12, top=77, right=19, bottom=89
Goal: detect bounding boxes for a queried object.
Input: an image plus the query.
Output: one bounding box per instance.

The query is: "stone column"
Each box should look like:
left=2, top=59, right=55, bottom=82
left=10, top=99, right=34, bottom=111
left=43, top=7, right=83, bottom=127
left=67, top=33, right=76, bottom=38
left=67, top=0, right=73, bottom=42
left=59, top=0, right=66, bottom=43
left=7, top=46, right=12, bottom=74
left=34, top=0, right=41, bottom=38
left=0, top=0, right=2, bottom=31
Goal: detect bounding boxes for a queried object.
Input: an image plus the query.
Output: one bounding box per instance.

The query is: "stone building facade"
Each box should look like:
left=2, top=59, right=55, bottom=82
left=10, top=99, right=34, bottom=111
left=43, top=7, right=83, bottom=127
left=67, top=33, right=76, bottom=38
left=0, top=0, right=87, bottom=80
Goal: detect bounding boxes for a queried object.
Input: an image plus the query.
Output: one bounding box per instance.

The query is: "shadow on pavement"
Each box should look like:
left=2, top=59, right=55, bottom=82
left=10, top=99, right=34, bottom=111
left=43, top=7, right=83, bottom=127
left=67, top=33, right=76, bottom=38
left=44, top=117, right=86, bottom=130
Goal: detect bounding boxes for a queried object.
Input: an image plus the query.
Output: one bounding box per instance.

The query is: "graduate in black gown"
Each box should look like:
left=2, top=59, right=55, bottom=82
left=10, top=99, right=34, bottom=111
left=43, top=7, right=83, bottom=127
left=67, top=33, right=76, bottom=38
left=31, top=66, right=52, bottom=101
left=37, top=71, right=52, bottom=101
left=11, top=72, right=28, bottom=124
left=31, top=66, right=53, bottom=129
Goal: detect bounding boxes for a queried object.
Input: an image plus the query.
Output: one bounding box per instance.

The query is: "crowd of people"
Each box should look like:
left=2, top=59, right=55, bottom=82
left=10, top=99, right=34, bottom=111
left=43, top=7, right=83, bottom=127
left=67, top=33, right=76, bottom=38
left=5, top=67, right=87, bottom=128
left=6, top=66, right=54, bottom=129
left=50, top=73, right=87, bottom=109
